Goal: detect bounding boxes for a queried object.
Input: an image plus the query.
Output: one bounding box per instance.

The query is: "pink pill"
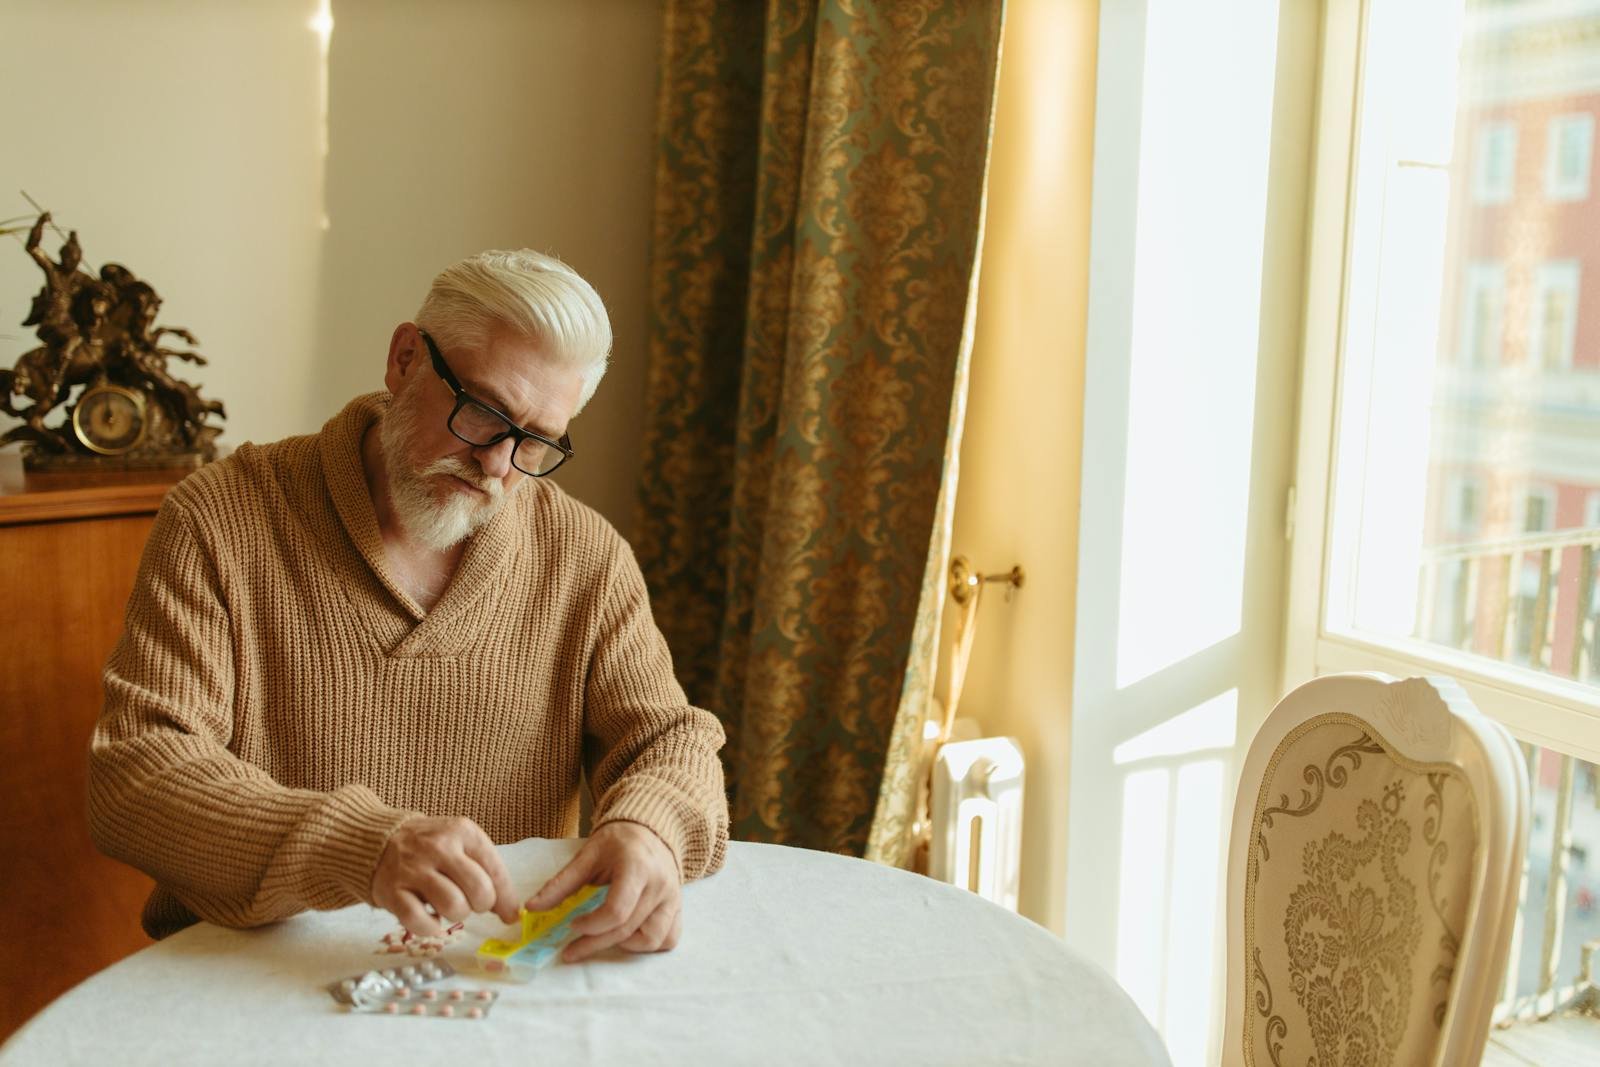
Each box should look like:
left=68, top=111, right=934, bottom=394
left=448, top=990, right=464, bottom=1001
left=383, top=1003, right=399, bottom=1015
left=475, top=990, right=494, bottom=1001
left=468, top=1007, right=484, bottom=1019
left=410, top=1004, right=426, bottom=1016
left=395, top=986, right=409, bottom=998
left=421, top=989, right=437, bottom=1001
left=439, top=1005, right=454, bottom=1018
left=386, top=944, right=405, bottom=954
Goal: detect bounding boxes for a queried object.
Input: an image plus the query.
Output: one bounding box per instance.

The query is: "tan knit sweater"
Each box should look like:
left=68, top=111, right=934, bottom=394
left=88, top=392, right=729, bottom=938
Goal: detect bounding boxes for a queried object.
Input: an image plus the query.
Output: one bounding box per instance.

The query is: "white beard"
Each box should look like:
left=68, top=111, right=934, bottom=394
left=379, top=388, right=510, bottom=551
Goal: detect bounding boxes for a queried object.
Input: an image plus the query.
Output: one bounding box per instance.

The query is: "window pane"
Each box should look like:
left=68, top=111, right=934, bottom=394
left=1329, top=0, right=1600, bottom=693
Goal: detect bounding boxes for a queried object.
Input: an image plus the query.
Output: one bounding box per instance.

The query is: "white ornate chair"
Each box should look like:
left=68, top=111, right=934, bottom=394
left=1223, top=674, right=1529, bottom=1066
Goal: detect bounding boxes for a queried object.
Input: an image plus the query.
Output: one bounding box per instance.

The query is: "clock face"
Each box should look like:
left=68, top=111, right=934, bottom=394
left=73, top=386, right=147, bottom=455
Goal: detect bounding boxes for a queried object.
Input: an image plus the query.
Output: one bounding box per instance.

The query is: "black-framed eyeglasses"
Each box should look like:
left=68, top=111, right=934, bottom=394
left=418, top=328, right=574, bottom=478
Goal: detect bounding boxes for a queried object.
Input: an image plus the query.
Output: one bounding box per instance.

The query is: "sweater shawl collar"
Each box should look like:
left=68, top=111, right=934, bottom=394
left=316, top=391, right=523, bottom=654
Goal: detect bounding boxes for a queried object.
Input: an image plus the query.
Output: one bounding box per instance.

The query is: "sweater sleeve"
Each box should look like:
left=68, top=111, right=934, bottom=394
left=583, top=538, right=729, bottom=882
left=87, top=497, right=417, bottom=932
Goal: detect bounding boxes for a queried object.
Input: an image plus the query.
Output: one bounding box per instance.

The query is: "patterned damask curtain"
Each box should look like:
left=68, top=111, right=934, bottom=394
left=635, top=0, right=1004, bottom=864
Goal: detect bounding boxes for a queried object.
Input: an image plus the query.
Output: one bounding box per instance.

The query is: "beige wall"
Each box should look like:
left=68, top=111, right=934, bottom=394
left=936, top=0, right=1100, bottom=935
left=0, top=0, right=658, bottom=533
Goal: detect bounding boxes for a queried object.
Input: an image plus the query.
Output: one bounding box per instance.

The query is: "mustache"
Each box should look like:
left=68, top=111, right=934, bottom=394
left=421, top=457, right=504, bottom=499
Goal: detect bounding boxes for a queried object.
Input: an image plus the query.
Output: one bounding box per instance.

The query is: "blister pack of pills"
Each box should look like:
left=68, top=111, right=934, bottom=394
left=475, top=884, right=609, bottom=979
left=326, top=961, right=499, bottom=1019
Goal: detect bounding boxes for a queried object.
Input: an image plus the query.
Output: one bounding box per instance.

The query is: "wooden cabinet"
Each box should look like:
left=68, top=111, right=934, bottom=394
left=0, top=454, right=189, bottom=1041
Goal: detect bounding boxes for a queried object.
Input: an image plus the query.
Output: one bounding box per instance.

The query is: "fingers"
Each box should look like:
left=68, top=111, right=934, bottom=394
left=524, top=848, right=598, bottom=913
left=564, top=883, right=655, bottom=963
left=463, top=835, right=521, bottom=924
left=618, top=902, right=681, bottom=954
left=373, top=816, right=519, bottom=932
left=437, top=851, right=496, bottom=914
left=415, top=871, right=472, bottom=925
left=570, top=867, right=642, bottom=938
left=391, top=889, right=444, bottom=937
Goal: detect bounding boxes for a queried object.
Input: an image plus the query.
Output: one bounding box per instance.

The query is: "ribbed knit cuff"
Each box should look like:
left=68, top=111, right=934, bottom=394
left=311, top=784, right=420, bottom=905
left=592, top=780, right=696, bottom=881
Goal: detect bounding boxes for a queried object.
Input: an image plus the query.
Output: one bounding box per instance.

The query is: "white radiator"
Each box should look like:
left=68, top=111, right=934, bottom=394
left=927, top=728, right=1025, bottom=912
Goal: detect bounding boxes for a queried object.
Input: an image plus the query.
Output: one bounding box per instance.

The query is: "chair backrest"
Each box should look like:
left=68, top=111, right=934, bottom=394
left=1223, top=673, right=1528, bottom=1066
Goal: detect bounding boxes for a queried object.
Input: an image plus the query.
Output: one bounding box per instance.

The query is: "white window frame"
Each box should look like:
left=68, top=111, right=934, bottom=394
left=1587, top=489, right=1600, bottom=530
left=1459, top=262, right=1506, bottom=368
left=1545, top=112, right=1594, bottom=201
left=1529, top=260, right=1581, bottom=370
left=1283, top=0, right=1600, bottom=766
left=1474, top=119, right=1517, bottom=203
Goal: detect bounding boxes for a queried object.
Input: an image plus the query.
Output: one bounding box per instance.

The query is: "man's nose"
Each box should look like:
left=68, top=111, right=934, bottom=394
left=472, top=436, right=516, bottom=480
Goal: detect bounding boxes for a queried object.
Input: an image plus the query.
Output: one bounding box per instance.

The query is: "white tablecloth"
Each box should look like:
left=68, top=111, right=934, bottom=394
left=2, top=839, right=1170, bottom=1066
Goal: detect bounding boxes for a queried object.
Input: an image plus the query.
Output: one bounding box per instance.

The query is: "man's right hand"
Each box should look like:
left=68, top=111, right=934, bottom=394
left=371, top=815, right=520, bottom=935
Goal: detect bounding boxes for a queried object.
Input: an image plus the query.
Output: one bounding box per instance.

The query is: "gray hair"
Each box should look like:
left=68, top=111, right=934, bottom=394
left=415, top=249, right=612, bottom=412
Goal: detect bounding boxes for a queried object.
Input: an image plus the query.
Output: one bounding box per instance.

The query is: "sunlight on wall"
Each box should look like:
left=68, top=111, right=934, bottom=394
left=1113, top=689, right=1238, bottom=764
left=1112, top=0, right=1280, bottom=692
left=311, top=0, right=333, bottom=232
left=1163, top=758, right=1225, bottom=1061
left=1075, top=1, right=1318, bottom=1061
left=1112, top=695, right=1234, bottom=1066
left=1115, top=767, right=1171, bottom=1020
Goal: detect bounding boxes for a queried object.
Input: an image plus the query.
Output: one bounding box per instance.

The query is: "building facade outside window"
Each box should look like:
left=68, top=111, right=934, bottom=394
left=1545, top=111, right=1594, bottom=200
left=1530, top=260, right=1581, bottom=369
left=1475, top=118, right=1519, bottom=201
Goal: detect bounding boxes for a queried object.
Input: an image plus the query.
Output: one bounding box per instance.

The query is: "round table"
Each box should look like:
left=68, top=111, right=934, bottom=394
left=2, top=839, right=1170, bottom=1065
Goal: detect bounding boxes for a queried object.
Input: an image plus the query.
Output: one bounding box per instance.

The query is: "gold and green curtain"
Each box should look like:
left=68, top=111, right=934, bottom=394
left=635, top=0, right=1004, bottom=865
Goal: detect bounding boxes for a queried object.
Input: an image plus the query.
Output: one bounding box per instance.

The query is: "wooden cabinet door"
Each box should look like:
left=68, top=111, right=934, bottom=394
left=0, top=462, right=186, bottom=1041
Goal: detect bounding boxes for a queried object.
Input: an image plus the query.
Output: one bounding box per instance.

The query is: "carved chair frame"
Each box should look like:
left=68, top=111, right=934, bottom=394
left=1222, top=673, right=1529, bottom=1066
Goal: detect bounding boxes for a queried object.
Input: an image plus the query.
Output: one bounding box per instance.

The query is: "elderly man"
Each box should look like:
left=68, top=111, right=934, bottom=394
left=88, top=249, right=728, bottom=963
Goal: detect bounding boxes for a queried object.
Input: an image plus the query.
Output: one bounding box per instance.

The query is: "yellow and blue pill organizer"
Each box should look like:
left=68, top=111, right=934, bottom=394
left=476, top=884, right=609, bottom=978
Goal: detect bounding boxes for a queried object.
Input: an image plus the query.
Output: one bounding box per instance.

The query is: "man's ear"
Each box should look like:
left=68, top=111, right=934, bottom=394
left=385, top=322, right=422, bottom=394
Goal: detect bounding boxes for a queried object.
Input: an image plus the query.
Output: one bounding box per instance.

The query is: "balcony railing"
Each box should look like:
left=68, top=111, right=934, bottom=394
left=1418, top=527, right=1600, bottom=1028
left=1419, top=525, right=1599, bottom=681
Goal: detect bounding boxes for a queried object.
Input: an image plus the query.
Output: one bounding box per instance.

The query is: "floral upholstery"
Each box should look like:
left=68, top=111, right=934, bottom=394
left=1242, top=713, right=1477, bottom=1066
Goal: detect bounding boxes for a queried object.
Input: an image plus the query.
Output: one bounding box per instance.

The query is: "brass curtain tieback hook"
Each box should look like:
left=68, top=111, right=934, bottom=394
left=949, top=556, right=1025, bottom=605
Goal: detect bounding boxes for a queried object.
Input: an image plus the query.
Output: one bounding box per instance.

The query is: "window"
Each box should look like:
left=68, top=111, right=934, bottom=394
left=1519, top=484, right=1557, bottom=534
left=1288, top=0, right=1600, bottom=1029
left=1447, top=473, right=1483, bottom=536
left=1546, top=112, right=1593, bottom=201
left=1529, top=261, right=1581, bottom=369
left=1475, top=119, right=1518, bottom=202
left=1460, top=262, right=1506, bottom=367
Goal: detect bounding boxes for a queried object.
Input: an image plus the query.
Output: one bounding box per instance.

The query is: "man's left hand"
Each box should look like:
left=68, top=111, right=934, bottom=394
left=523, top=821, right=681, bottom=962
